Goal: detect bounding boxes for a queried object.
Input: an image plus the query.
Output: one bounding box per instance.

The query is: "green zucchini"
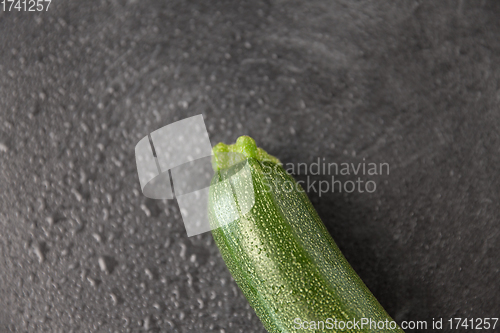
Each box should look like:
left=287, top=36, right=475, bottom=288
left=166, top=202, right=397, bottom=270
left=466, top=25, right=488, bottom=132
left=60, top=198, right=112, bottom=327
left=208, top=136, right=403, bottom=333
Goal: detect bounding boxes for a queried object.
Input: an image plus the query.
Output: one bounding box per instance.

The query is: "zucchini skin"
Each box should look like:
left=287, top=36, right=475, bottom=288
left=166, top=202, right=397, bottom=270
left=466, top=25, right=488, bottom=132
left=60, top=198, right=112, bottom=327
left=208, top=136, right=403, bottom=333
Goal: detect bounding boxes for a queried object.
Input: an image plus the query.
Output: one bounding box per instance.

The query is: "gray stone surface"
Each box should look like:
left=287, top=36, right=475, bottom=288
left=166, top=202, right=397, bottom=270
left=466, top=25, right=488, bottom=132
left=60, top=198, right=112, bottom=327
left=1, top=0, right=499, bottom=332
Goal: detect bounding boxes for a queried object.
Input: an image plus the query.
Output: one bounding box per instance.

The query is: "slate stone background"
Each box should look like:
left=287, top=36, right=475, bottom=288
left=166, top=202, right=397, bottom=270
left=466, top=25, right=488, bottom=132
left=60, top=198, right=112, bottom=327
left=0, top=0, right=499, bottom=332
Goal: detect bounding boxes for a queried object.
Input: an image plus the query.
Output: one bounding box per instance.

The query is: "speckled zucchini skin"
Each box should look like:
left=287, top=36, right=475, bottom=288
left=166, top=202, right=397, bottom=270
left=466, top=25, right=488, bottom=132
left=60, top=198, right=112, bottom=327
left=208, top=136, right=403, bottom=333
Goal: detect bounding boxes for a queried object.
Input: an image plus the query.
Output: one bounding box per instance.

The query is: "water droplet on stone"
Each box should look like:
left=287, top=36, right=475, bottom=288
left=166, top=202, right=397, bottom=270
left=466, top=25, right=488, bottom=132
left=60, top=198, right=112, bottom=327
left=102, top=208, right=109, bottom=221
left=197, top=298, right=204, bottom=309
left=68, top=262, right=79, bottom=270
left=143, top=315, right=154, bottom=330
left=33, top=242, right=46, bottom=263
left=92, top=233, right=102, bottom=243
left=140, top=204, right=151, bottom=217
left=110, top=293, right=118, bottom=306
left=98, top=256, right=108, bottom=273
left=179, top=242, right=186, bottom=259
left=46, top=216, right=54, bottom=226
left=87, top=276, right=96, bottom=287
left=145, top=268, right=154, bottom=280
left=71, top=188, right=83, bottom=202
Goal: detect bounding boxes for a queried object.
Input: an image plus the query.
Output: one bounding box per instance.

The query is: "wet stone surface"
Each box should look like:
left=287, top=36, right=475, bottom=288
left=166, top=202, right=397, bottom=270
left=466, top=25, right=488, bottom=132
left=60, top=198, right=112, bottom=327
left=1, top=0, right=500, bottom=332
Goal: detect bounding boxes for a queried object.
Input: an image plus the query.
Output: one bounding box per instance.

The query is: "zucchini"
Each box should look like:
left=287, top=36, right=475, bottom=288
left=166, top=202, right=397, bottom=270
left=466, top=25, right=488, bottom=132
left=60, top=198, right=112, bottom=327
left=208, top=136, right=403, bottom=333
